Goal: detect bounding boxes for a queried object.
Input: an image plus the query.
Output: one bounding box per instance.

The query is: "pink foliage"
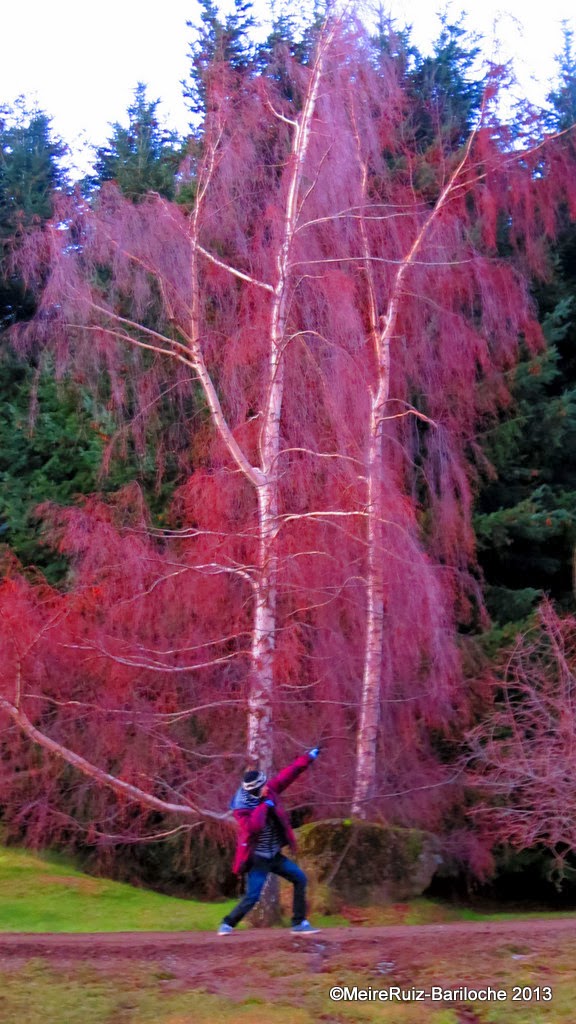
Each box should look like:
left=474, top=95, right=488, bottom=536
left=465, top=603, right=576, bottom=866
left=5, top=17, right=576, bottom=846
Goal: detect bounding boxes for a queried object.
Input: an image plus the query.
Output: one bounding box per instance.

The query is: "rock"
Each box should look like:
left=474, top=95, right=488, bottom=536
left=295, top=819, right=442, bottom=913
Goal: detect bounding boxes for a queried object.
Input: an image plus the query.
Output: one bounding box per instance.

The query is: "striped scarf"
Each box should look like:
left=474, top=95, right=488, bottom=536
left=230, top=786, right=283, bottom=859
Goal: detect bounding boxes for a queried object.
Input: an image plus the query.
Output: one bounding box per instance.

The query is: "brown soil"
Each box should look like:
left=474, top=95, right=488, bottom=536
left=0, top=917, right=573, bottom=1002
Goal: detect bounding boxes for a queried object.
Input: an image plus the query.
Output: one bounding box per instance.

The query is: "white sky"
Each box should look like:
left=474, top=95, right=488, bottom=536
left=1, top=0, right=575, bottom=174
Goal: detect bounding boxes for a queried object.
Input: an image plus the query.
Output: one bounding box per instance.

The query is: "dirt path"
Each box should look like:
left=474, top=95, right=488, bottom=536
left=0, top=917, right=574, bottom=971
left=1, top=918, right=574, bottom=1017
left=0, top=915, right=574, bottom=954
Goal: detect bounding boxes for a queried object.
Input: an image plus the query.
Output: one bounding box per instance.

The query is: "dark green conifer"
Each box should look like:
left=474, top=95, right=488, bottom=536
left=86, top=83, right=182, bottom=200
left=474, top=33, right=576, bottom=636
left=0, top=100, right=66, bottom=329
left=183, top=0, right=256, bottom=121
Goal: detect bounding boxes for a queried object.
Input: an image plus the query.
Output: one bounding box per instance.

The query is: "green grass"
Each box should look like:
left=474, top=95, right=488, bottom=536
left=3, top=951, right=569, bottom=1024
left=0, top=845, right=236, bottom=932
left=1, top=843, right=576, bottom=935
left=1, top=845, right=576, bottom=1023
left=318, top=896, right=576, bottom=929
left=0, top=961, right=315, bottom=1024
left=454, top=905, right=576, bottom=922
left=0, top=960, right=472, bottom=1024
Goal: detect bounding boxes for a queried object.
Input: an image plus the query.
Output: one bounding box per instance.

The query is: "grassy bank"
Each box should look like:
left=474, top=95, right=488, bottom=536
left=0, top=845, right=235, bottom=932
left=1, top=843, right=575, bottom=933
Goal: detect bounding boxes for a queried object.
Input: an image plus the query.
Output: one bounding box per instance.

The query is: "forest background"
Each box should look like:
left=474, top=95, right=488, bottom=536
left=2, top=0, right=576, bottom=902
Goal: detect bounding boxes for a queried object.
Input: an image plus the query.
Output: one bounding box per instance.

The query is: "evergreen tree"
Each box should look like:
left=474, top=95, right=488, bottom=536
left=407, top=16, right=484, bottom=152
left=0, top=355, right=107, bottom=580
left=86, top=84, right=182, bottom=200
left=183, top=0, right=256, bottom=121
left=474, top=37, right=576, bottom=640
left=0, top=99, right=183, bottom=578
left=547, top=23, right=576, bottom=130
left=0, top=350, right=184, bottom=582
left=0, top=101, right=95, bottom=580
left=368, top=6, right=414, bottom=76
left=0, top=100, right=66, bottom=330
left=474, top=337, right=576, bottom=635
left=255, top=2, right=326, bottom=82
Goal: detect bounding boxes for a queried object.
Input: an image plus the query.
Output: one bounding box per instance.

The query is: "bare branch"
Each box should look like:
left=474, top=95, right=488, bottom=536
left=195, top=242, right=274, bottom=293
left=0, top=697, right=229, bottom=822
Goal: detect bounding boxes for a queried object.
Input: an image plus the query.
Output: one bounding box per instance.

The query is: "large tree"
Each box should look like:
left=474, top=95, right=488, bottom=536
left=462, top=29, right=576, bottom=877
left=0, top=102, right=87, bottom=578
left=474, top=29, right=576, bottom=643
left=84, top=84, right=183, bottom=201
left=183, top=0, right=256, bottom=122
left=2, top=16, right=576, bottom=848
left=0, top=100, right=66, bottom=329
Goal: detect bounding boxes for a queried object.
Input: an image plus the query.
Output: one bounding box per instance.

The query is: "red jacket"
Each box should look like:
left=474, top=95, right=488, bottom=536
left=230, top=753, right=313, bottom=874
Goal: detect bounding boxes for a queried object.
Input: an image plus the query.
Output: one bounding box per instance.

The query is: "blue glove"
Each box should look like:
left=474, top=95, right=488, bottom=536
left=309, top=747, right=321, bottom=760
left=264, top=798, right=275, bottom=807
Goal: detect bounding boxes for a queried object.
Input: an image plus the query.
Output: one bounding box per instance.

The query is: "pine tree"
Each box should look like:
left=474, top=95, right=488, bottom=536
left=474, top=338, right=576, bottom=637
left=255, top=2, right=326, bottom=84
left=183, top=0, right=256, bottom=122
left=547, top=24, right=576, bottom=130
left=0, top=100, right=183, bottom=578
left=474, top=32, right=576, bottom=642
left=85, top=84, right=182, bottom=201
left=407, top=15, right=484, bottom=152
left=0, top=355, right=107, bottom=580
left=0, top=100, right=66, bottom=329
left=0, top=101, right=82, bottom=580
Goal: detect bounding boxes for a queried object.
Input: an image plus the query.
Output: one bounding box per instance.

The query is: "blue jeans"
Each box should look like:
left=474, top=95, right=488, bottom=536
left=223, top=853, right=307, bottom=927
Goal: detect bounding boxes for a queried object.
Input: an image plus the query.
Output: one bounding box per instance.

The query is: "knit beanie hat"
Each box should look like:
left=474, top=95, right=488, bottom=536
left=242, top=769, right=267, bottom=792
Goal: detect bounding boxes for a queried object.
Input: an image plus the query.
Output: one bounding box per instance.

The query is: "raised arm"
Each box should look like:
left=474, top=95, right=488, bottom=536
left=267, top=750, right=319, bottom=796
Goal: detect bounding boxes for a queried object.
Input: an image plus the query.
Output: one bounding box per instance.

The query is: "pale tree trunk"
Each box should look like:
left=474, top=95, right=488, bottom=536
left=349, top=123, right=392, bottom=817
left=0, top=26, right=335, bottom=834
left=351, top=127, right=478, bottom=817
left=247, top=26, right=336, bottom=926
left=352, top=395, right=388, bottom=815
left=248, top=483, right=279, bottom=773
left=246, top=481, right=281, bottom=924
left=246, top=20, right=336, bottom=773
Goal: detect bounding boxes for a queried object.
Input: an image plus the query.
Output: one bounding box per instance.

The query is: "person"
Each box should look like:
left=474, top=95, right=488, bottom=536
left=218, top=748, right=321, bottom=935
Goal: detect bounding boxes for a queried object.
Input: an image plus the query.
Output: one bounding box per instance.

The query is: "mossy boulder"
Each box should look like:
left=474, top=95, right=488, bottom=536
left=295, top=819, right=442, bottom=912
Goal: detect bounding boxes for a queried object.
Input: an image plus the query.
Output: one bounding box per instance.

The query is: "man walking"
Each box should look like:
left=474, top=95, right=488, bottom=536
left=218, top=748, right=321, bottom=934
